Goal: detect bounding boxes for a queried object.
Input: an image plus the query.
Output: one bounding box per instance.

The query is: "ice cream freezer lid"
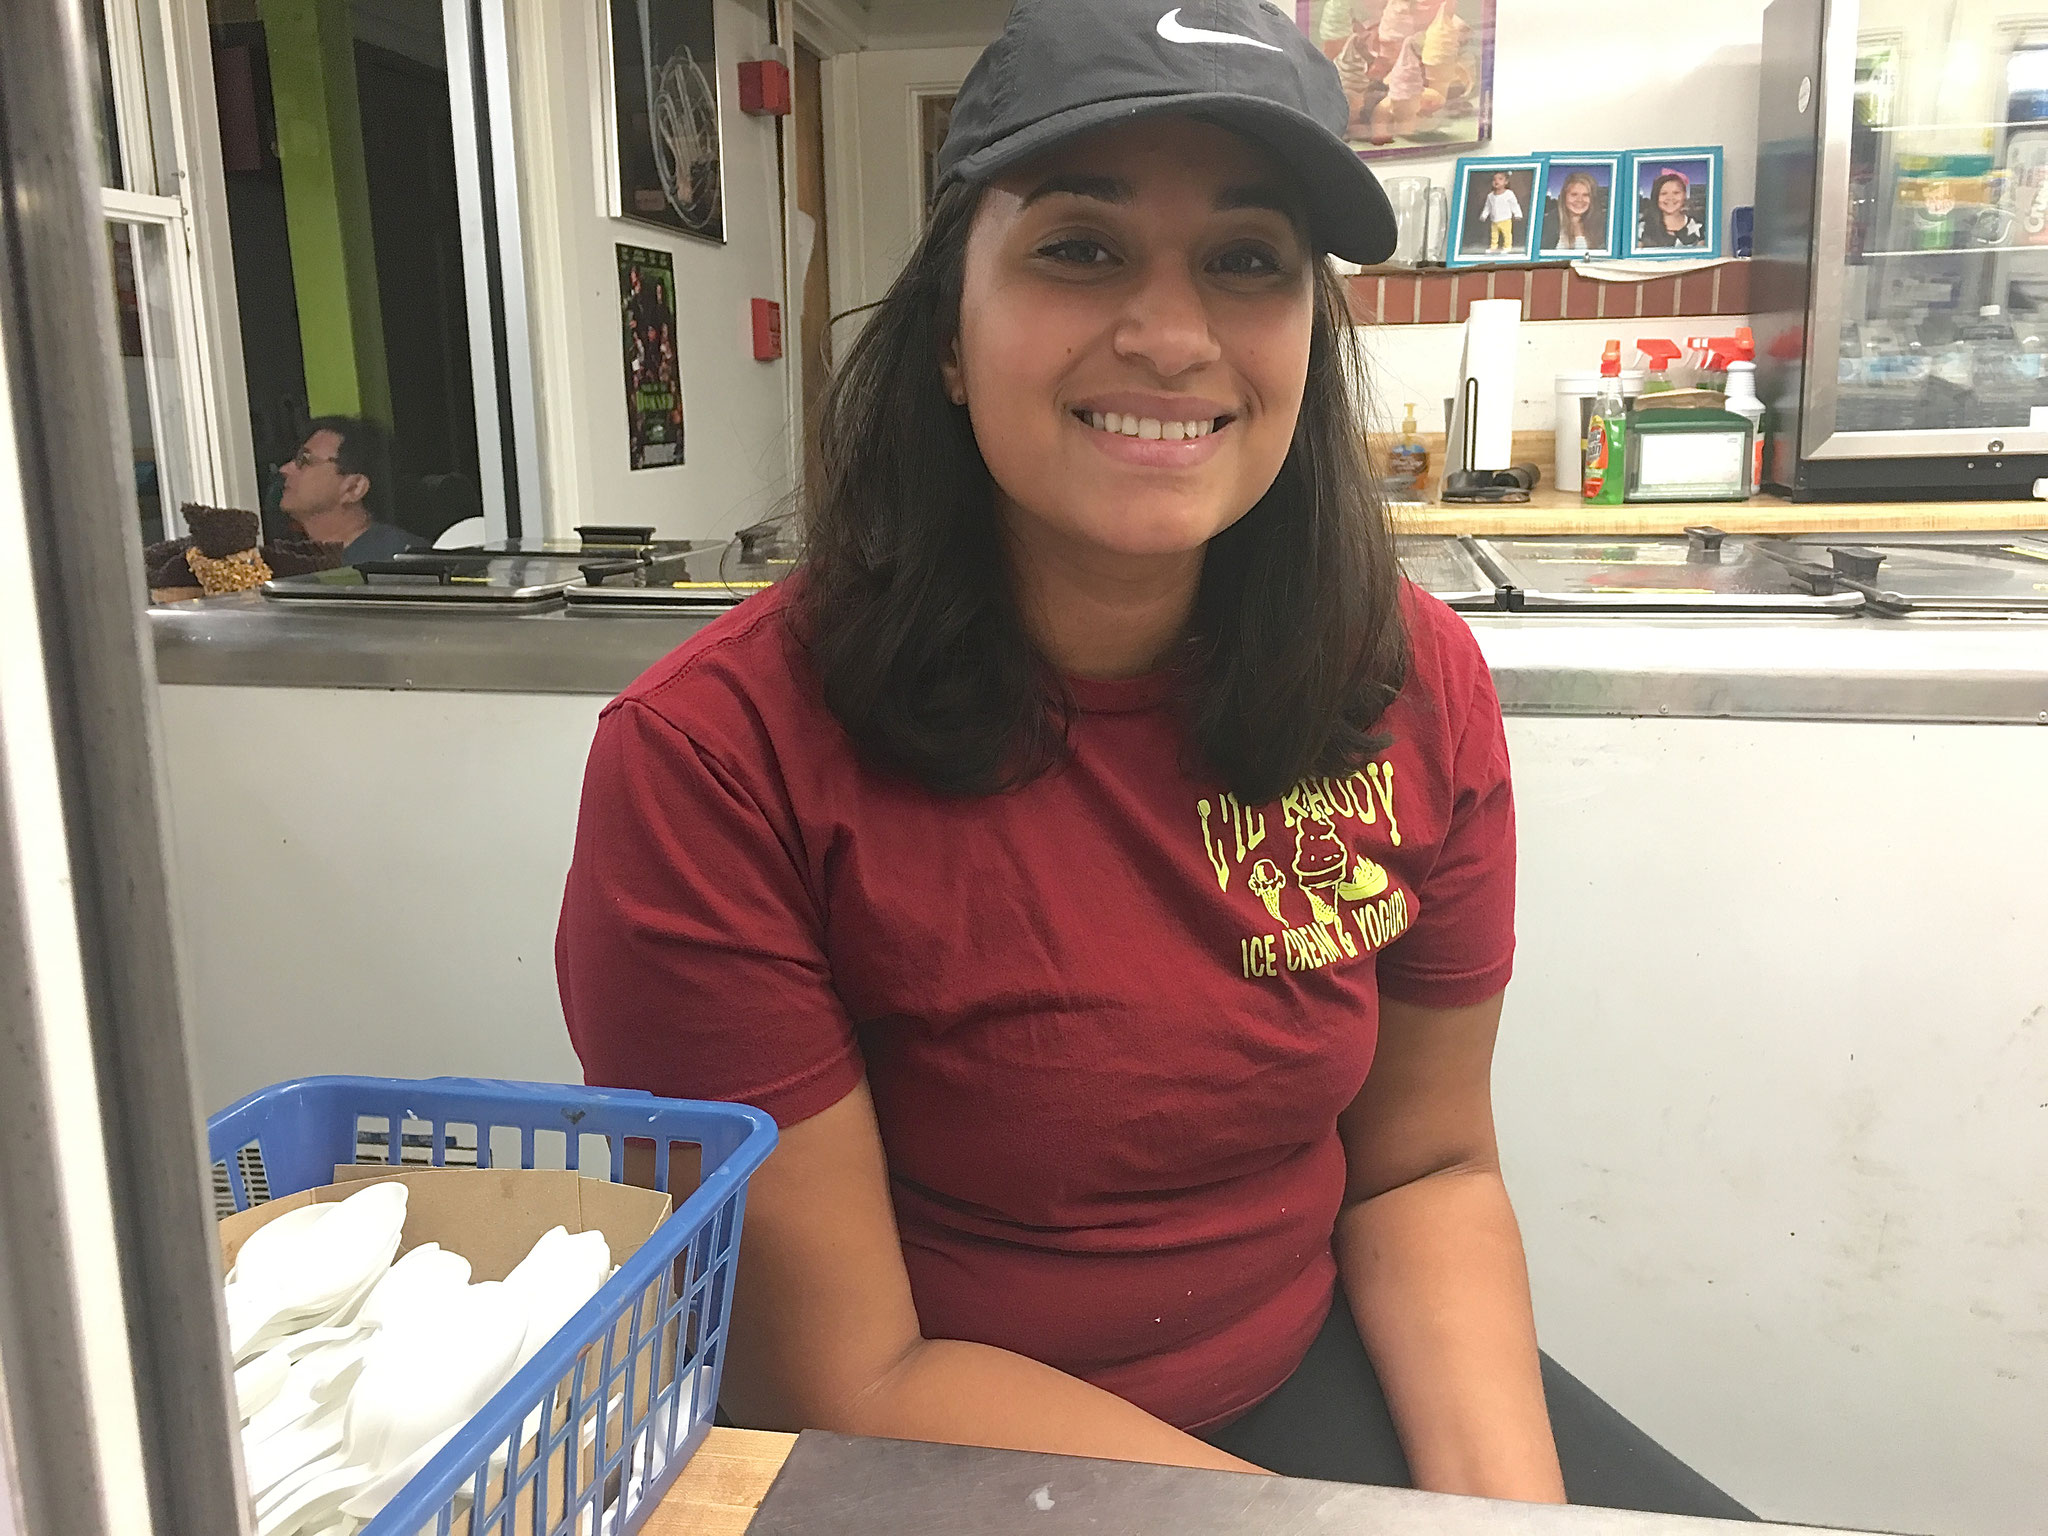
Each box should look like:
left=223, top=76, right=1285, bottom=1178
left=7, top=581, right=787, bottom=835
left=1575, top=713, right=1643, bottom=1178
left=564, top=541, right=792, bottom=609
left=1469, top=528, right=1866, bottom=613
left=261, top=554, right=592, bottom=604
left=1752, top=536, right=2048, bottom=614
left=1396, top=536, right=1502, bottom=610
left=446, top=525, right=707, bottom=558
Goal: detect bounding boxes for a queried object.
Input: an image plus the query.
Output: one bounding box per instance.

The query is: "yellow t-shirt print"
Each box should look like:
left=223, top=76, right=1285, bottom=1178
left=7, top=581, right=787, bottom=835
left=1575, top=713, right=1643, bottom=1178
left=1197, top=765, right=1413, bottom=981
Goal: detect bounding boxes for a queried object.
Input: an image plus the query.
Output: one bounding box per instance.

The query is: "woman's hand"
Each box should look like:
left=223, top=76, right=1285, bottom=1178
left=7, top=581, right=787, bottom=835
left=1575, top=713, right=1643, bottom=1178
left=719, top=1079, right=1261, bottom=1475
left=1334, top=991, right=1567, bottom=1504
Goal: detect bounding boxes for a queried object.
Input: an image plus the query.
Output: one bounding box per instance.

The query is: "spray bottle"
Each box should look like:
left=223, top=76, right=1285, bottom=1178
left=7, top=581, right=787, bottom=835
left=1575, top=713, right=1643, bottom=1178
left=1720, top=328, right=1764, bottom=495
left=1636, top=338, right=1683, bottom=393
left=1583, top=340, right=1628, bottom=505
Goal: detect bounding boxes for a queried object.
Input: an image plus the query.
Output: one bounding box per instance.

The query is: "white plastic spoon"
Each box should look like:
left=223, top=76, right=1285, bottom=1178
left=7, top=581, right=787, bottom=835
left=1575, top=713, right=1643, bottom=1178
left=274, top=1281, right=527, bottom=1527
left=502, top=1226, right=611, bottom=1369
left=227, top=1185, right=409, bottom=1359
left=234, top=1347, right=293, bottom=1424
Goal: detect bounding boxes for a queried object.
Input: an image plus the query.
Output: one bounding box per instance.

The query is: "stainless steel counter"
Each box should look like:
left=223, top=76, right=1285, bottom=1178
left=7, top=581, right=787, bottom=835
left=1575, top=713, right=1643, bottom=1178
left=745, top=1431, right=1855, bottom=1536
left=149, top=595, right=2048, bottom=725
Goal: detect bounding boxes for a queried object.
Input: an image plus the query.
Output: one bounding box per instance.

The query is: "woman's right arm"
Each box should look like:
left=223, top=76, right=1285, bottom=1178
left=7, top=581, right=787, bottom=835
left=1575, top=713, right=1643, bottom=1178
left=720, top=1079, right=1258, bottom=1474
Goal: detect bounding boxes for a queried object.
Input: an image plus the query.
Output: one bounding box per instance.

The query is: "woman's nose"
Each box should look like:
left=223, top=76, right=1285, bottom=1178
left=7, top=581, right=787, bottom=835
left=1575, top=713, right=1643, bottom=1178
left=1112, top=264, right=1222, bottom=380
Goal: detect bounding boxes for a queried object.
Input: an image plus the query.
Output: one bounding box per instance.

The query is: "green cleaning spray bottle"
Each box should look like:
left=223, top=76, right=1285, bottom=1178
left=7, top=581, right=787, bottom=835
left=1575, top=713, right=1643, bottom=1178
left=1583, top=340, right=1628, bottom=505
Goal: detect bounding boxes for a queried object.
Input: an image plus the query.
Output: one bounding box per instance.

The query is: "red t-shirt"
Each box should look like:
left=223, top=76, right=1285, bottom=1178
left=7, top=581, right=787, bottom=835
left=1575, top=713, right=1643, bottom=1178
left=557, top=580, right=1515, bottom=1430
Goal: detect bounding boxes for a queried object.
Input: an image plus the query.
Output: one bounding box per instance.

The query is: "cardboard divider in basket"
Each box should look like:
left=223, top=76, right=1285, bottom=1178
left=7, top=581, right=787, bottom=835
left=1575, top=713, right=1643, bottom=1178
left=218, top=1166, right=685, bottom=1533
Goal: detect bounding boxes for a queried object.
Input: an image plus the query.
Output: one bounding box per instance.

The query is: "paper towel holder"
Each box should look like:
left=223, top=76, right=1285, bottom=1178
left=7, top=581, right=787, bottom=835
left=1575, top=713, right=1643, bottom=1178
left=1440, top=379, right=1537, bottom=503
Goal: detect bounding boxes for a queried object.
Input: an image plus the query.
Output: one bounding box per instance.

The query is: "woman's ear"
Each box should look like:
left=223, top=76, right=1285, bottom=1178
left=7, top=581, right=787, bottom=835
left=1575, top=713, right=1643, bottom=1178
left=939, top=342, right=967, bottom=407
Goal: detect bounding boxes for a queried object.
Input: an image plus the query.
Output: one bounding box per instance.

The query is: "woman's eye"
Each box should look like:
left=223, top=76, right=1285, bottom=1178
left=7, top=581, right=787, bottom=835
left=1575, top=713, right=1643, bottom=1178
left=1213, top=245, right=1285, bottom=277
left=1037, top=238, right=1115, bottom=266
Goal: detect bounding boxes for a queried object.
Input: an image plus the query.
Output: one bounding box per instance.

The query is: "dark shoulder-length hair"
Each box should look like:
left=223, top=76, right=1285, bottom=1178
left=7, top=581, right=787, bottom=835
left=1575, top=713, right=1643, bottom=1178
left=796, top=175, right=1408, bottom=806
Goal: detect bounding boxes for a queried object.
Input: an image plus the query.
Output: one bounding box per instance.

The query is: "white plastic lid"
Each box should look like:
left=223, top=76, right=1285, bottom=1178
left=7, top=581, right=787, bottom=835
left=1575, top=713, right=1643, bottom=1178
left=1981, top=304, right=2003, bottom=317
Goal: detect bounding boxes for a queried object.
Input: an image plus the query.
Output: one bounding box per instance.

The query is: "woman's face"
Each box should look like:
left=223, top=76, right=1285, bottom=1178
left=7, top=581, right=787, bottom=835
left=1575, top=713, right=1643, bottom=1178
left=942, top=118, right=1316, bottom=571
left=1563, top=179, right=1592, bottom=216
left=1657, top=178, right=1687, bottom=216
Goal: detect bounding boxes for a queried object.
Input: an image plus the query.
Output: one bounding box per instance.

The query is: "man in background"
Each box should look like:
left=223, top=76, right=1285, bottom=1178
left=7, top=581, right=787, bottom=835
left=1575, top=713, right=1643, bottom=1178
left=278, top=416, right=423, bottom=563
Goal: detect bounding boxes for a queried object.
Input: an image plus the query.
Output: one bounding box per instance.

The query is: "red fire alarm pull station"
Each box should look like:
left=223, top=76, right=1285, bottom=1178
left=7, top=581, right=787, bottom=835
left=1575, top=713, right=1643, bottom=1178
left=752, top=298, right=784, bottom=361
left=738, top=59, right=792, bottom=116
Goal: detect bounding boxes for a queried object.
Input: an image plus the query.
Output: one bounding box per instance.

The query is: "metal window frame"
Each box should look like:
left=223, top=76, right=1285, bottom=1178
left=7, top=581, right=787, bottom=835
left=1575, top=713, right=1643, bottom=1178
left=1, top=8, right=249, bottom=1536
left=445, top=0, right=542, bottom=542
left=102, top=185, right=230, bottom=536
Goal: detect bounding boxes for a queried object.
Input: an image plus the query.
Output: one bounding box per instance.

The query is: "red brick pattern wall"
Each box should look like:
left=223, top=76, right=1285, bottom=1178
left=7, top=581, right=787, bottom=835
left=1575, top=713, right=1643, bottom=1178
left=1347, top=261, right=1752, bottom=325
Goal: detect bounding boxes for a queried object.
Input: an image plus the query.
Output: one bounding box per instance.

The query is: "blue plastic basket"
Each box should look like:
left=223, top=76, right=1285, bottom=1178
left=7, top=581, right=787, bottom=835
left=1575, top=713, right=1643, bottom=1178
left=207, top=1076, right=776, bottom=1536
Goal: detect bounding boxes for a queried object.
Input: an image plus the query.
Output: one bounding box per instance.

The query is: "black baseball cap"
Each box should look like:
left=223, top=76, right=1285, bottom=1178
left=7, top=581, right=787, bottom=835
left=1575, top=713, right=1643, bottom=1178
left=936, top=0, right=1397, bottom=265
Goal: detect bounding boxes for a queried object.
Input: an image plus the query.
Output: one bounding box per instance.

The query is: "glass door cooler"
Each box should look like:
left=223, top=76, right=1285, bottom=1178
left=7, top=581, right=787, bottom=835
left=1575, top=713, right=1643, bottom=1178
left=1758, top=0, right=2048, bottom=497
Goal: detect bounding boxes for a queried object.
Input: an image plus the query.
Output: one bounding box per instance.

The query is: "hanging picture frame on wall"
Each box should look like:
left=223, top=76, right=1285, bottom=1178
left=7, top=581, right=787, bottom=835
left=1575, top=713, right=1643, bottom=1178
left=1622, top=147, right=1723, bottom=260
left=1535, top=154, right=1621, bottom=260
left=618, top=244, right=686, bottom=469
left=1295, top=0, right=1496, bottom=161
left=1448, top=155, right=1540, bottom=266
left=601, top=0, right=726, bottom=244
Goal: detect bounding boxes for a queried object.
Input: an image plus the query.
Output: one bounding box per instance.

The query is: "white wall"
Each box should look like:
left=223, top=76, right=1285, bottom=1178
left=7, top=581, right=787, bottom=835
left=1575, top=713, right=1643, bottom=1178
left=163, top=685, right=594, bottom=1106
left=159, top=672, right=2048, bottom=1536
left=513, top=0, right=795, bottom=542
left=1363, top=0, right=1771, bottom=212
left=1498, top=715, right=2048, bottom=1536
left=1358, top=317, right=1747, bottom=438
left=830, top=0, right=1775, bottom=318
left=861, top=0, right=1012, bottom=49
left=822, top=43, right=984, bottom=355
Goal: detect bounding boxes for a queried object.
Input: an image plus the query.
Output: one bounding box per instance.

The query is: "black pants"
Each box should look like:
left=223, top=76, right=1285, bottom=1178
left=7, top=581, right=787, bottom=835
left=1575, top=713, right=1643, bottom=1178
left=1199, top=1301, right=1754, bottom=1520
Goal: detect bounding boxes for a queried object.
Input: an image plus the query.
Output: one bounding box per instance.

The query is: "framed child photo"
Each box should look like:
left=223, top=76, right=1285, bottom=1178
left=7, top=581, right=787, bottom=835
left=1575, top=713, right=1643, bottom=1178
left=1623, top=148, right=1723, bottom=259
left=1449, top=155, right=1540, bottom=266
left=1536, top=154, right=1620, bottom=259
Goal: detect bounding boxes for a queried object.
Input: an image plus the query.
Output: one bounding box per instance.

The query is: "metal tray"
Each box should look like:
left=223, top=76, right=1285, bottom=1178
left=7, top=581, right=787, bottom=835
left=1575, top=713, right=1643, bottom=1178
left=1755, top=536, right=2048, bottom=616
left=1470, top=528, right=1866, bottom=614
left=262, top=554, right=590, bottom=606
left=1396, top=535, right=1504, bottom=611
left=564, top=542, right=790, bottom=611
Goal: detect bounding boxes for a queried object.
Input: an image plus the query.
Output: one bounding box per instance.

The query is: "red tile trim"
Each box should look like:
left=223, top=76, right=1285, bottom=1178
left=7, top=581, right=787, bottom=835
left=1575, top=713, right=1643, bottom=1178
left=1674, top=269, right=1715, bottom=316
left=1417, top=272, right=1452, bottom=324
left=1717, top=261, right=1751, bottom=314
left=1350, top=261, right=1754, bottom=325
left=1452, top=275, right=1482, bottom=323
left=1380, top=274, right=1418, bottom=324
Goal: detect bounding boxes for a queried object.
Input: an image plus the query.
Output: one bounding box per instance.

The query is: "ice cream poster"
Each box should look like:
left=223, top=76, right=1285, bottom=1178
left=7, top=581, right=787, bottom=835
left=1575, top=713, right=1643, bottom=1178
left=618, top=244, right=685, bottom=471
left=1297, top=0, right=1494, bottom=160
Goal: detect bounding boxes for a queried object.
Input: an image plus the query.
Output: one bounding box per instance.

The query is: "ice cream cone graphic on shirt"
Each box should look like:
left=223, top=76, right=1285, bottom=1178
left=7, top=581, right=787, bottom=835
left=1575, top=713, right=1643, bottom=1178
left=1293, top=814, right=1348, bottom=926
left=1248, top=859, right=1287, bottom=923
left=1338, top=857, right=1390, bottom=902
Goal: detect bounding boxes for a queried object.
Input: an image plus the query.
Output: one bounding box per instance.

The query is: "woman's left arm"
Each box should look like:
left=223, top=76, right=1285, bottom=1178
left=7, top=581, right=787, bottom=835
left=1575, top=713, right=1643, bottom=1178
left=1334, top=989, right=1566, bottom=1504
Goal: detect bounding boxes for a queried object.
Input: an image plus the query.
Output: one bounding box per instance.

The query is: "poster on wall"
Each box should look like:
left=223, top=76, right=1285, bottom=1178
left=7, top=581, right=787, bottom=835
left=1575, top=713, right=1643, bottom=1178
left=604, top=0, right=725, bottom=243
left=1296, top=0, right=1494, bottom=161
left=618, top=245, right=685, bottom=470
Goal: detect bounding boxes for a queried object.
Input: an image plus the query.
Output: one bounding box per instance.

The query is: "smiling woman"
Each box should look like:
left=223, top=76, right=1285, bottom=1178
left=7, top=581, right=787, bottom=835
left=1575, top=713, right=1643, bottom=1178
left=557, top=0, right=1748, bottom=1523
left=801, top=117, right=1402, bottom=800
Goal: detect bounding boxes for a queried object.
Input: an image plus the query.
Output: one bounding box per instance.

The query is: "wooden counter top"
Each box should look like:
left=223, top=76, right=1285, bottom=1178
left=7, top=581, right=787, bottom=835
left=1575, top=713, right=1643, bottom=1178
left=1390, top=487, right=2048, bottom=538
left=646, top=1428, right=796, bottom=1535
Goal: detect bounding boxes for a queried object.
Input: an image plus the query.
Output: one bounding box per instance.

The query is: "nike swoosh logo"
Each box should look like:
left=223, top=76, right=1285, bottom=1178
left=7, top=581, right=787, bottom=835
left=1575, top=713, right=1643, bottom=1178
left=1156, top=7, right=1285, bottom=51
